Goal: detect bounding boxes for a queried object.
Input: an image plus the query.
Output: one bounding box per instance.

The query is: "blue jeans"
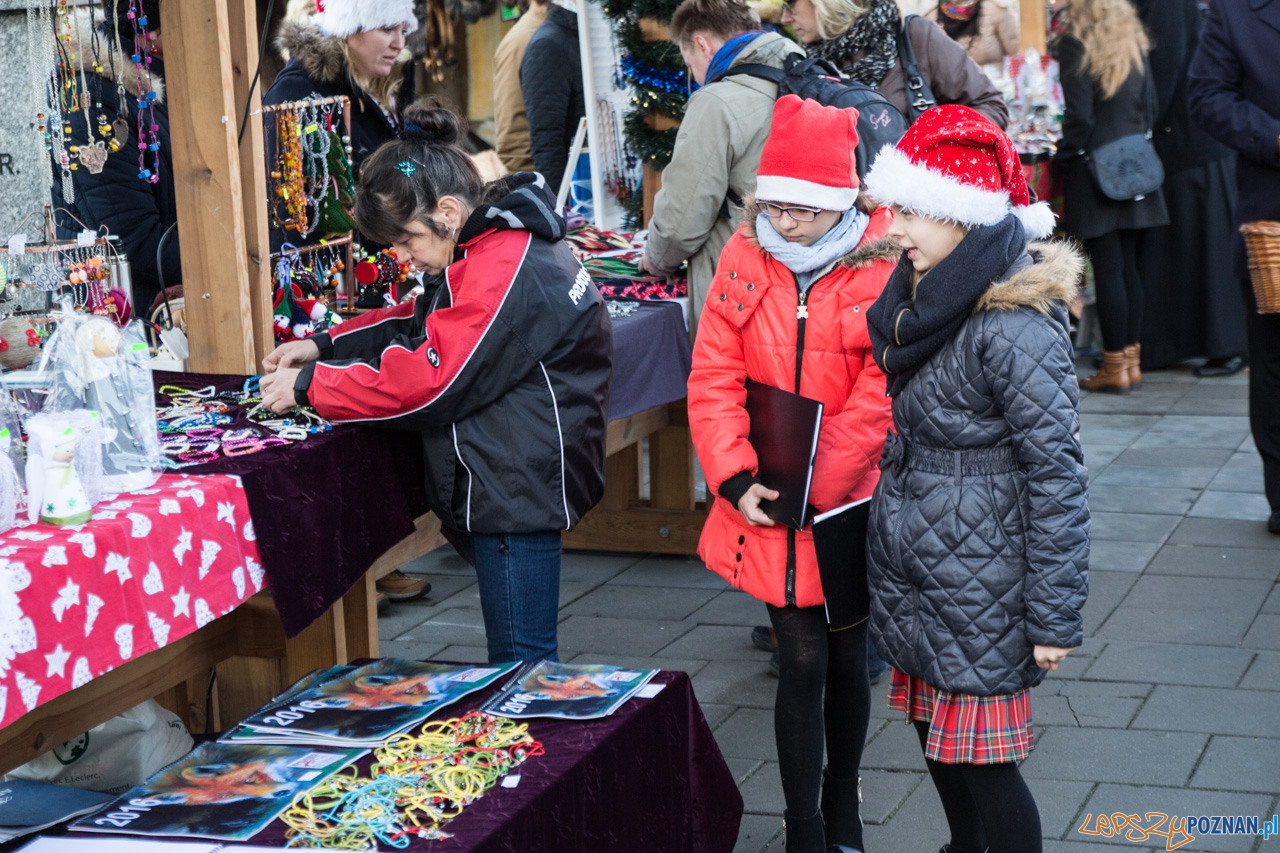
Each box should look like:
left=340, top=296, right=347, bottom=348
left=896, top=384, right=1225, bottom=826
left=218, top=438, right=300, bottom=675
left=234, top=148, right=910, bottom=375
left=470, top=530, right=562, bottom=664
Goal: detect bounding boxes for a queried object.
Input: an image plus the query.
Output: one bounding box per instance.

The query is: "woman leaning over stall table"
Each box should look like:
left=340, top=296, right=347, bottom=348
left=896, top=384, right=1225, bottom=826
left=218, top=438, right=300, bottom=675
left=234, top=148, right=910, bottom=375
left=259, top=102, right=613, bottom=665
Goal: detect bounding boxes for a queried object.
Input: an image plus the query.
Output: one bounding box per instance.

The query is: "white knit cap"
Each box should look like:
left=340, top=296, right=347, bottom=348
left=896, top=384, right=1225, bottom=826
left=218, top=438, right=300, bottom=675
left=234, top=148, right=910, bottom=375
left=312, top=0, right=419, bottom=38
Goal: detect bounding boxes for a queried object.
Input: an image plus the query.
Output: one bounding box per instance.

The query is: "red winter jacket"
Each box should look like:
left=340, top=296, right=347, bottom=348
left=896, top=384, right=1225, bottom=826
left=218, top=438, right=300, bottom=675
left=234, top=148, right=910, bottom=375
left=688, top=204, right=898, bottom=608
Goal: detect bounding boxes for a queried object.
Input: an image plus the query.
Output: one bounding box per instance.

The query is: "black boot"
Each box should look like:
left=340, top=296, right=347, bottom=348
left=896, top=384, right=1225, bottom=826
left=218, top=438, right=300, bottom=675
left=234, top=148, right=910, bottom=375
left=820, top=768, right=864, bottom=852
left=784, top=810, right=826, bottom=853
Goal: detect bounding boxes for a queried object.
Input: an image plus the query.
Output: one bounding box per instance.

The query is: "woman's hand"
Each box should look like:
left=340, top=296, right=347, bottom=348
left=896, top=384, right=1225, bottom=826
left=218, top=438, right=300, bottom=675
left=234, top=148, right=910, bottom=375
left=1034, top=645, right=1072, bottom=672
left=260, top=368, right=303, bottom=414
left=737, top=483, right=780, bottom=527
left=262, top=339, right=320, bottom=374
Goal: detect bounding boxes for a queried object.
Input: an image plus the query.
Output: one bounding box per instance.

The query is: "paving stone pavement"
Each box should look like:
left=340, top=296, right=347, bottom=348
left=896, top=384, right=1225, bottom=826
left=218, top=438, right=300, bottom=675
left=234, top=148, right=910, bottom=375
left=386, top=365, right=1279, bottom=853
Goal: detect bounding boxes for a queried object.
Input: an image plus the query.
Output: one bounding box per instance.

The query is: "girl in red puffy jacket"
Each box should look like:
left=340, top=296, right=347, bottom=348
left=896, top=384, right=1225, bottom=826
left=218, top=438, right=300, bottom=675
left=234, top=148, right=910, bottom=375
left=687, top=95, right=897, bottom=853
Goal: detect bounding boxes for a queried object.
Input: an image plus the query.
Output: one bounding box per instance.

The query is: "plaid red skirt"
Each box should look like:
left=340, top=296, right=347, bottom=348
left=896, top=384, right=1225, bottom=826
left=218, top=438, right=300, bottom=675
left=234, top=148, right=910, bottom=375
left=887, top=668, right=1032, bottom=764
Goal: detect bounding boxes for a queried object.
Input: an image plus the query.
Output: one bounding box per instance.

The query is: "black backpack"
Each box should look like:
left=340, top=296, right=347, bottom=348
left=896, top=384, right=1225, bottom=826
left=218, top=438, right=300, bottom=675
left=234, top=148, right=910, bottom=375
left=723, top=54, right=908, bottom=181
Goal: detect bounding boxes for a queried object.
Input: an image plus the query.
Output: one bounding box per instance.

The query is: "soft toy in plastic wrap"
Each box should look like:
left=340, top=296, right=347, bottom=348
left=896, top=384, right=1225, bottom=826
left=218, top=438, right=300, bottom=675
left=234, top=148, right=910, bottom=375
left=38, top=309, right=162, bottom=495
left=25, top=412, right=111, bottom=526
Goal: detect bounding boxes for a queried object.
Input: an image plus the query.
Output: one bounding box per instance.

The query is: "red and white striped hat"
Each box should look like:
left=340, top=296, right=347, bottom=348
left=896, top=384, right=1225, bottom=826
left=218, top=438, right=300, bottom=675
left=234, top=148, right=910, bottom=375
left=864, top=104, right=1055, bottom=238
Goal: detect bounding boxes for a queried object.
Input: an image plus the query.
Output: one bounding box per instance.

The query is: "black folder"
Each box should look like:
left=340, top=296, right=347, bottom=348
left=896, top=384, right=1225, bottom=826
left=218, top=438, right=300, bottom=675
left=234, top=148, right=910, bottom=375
left=811, top=499, right=872, bottom=630
left=744, top=378, right=824, bottom=530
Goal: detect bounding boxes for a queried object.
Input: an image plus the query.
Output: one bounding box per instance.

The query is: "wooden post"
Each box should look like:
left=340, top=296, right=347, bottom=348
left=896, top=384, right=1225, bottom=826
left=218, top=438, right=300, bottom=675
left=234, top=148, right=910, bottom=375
left=1019, top=0, right=1047, bottom=54
left=161, top=0, right=258, bottom=374
left=228, top=0, right=275, bottom=371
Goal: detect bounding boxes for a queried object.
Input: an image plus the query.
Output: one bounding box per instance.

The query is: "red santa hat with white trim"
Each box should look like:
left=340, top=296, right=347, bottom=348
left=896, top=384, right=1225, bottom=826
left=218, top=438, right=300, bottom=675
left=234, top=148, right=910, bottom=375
left=864, top=104, right=1056, bottom=239
left=312, top=0, right=419, bottom=38
left=755, top=95, right=861, bottom=212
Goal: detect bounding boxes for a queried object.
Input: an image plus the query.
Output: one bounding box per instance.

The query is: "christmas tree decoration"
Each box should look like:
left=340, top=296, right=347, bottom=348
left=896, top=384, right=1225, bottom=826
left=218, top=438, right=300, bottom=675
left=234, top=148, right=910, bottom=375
left=594, top=0, right=687, bottom=173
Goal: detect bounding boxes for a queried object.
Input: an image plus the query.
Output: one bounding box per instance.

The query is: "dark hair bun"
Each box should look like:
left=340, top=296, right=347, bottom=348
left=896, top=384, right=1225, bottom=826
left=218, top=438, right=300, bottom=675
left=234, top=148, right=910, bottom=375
left=400, top=97, right=467, bottom=147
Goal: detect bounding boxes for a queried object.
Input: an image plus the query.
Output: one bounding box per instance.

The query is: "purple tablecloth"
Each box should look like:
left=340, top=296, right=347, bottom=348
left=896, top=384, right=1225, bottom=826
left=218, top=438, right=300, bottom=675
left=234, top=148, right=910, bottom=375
left=154, top=313, right=688, bottom=636
left=607, top=301, right=692, bottom=421
left=236, top=670, right=743, bottom=852
left=154, top=371, right=429, bottom=638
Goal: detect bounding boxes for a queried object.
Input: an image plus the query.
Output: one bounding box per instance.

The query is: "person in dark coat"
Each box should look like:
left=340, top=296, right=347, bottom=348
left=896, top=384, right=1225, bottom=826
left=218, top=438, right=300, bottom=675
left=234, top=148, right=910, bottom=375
left=520, top=1, right=585, bottom=194
left=1135, top=0, right=1245, bottom=374
left=864, top=106, right=1089, bottom=853
left=263, top=0, right=418, bottom=251
left=55, top=0, right=177, bottom=320
left=1189, top=0, right=1280, bottom=534
left=1052, top=0, right=1168, bottom=393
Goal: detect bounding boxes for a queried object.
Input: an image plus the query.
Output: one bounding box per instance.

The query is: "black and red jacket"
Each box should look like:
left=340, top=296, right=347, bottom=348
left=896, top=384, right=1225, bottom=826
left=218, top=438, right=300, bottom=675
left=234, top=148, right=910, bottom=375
left=296, top=174, right=613, bottom=534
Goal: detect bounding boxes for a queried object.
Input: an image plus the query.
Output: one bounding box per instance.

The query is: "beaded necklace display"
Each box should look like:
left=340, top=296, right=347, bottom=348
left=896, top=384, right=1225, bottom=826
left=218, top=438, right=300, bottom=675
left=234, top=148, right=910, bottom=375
left=281, top=712, right=544, bottom=849
left=302, top=103, right=332, bottom=237
left=127, top=0, right=161, bottom=183
left=271, top=108, right=310, bottom=234
left=32, top=1, right=75, bottom=202
left=156, top=379, right=333, bottom=466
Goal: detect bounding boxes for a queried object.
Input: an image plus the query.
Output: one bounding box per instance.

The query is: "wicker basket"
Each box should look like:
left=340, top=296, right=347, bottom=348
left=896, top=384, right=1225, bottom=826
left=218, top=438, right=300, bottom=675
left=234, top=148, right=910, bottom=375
left=1241, top=220, right=1280, bottom=314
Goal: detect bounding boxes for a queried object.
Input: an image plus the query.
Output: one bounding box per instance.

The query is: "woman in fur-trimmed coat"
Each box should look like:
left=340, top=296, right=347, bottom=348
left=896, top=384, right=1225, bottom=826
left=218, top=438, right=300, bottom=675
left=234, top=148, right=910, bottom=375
left=265, top=0, right=418, bottom=184
left=864, top=105, right=1089, bottom=853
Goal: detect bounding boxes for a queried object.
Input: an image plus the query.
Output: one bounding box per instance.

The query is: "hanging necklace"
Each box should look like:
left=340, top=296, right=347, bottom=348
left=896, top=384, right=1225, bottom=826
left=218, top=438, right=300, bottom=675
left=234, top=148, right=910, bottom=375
left=128, top=0, right=160, bottom=183
left=104, top=2, right=130, bottom=153
left=69, top=7, right=108, bottom=175
left=302, top=102, right=331, bottom=237
left=39, top=1, right=75, bottom=203
left=26, top=3, right=54, bottom=196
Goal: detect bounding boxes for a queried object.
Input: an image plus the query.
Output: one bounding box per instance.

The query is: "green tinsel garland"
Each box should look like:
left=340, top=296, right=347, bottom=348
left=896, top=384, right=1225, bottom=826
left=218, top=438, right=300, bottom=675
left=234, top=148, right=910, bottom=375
left=623, top=108, right=680, bottom=168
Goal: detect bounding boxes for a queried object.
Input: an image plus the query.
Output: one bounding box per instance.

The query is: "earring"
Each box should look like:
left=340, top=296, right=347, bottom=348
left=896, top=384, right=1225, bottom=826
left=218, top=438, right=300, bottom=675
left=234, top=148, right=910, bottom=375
left=450, top=227, right=459, bottom=242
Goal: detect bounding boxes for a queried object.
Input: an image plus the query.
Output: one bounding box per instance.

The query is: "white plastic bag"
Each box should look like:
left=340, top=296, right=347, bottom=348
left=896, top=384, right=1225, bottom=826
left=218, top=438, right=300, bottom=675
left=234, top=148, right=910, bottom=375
left=2, top=699, right=194, bottom=794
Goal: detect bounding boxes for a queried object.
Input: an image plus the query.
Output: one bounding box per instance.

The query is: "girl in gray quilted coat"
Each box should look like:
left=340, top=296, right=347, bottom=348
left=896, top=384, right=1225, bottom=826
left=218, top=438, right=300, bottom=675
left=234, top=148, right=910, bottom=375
left=863, top=106, right=1090, bottom=853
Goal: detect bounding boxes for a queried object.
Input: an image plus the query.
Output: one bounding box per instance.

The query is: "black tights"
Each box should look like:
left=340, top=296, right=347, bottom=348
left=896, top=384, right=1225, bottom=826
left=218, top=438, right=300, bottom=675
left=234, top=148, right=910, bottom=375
left=1085, top=229, right=1144, bottom=351
left=913, top=722, right=1042, bottom=853
left=767, top=605, right=870, bottom=835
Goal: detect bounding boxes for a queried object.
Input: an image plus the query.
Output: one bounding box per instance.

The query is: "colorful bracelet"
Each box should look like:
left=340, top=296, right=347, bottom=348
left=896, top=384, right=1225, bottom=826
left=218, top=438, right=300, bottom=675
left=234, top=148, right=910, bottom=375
left=221, top=439, right=263, bottom=457
left=178, top=450, right=220, bottom=465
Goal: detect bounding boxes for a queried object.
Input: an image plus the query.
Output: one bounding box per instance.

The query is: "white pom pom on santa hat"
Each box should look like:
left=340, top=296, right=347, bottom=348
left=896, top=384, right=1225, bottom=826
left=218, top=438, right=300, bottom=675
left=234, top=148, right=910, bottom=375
left=864, top=105, right=1056, bottom=239
left=312, top=0, right=418, bottom=38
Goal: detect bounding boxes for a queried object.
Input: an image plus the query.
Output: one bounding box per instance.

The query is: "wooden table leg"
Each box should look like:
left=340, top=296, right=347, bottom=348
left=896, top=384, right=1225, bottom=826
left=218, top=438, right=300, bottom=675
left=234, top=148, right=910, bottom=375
left=343, top=567, right=379, bottom=660
left=648, top=425, right=696, bottom=511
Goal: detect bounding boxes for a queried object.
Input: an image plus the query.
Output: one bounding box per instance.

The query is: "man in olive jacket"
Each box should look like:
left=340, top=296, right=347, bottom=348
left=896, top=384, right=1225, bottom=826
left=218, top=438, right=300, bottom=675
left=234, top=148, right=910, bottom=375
left=640, top=0, right=804, bottom=335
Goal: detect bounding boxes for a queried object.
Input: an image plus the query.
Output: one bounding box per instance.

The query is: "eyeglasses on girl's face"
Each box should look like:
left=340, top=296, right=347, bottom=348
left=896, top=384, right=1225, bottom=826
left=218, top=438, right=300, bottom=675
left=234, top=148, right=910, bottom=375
left=759, top=201, right=823, bottom=222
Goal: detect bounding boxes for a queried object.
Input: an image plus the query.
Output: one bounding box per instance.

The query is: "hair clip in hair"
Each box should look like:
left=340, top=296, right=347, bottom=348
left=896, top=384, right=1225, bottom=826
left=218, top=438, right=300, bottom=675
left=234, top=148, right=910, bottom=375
left=396, top=160, right=417, bottom=177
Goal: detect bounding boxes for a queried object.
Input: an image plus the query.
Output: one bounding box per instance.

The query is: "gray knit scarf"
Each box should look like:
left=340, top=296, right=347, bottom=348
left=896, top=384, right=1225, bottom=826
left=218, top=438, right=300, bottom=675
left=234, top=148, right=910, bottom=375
left=808, top=0, right=902, bottom=87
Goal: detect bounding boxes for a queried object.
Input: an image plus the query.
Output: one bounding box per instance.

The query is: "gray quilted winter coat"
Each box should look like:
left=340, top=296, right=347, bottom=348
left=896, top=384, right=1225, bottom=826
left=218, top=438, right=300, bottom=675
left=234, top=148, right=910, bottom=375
left=867, top=241, right=1090, bottom=697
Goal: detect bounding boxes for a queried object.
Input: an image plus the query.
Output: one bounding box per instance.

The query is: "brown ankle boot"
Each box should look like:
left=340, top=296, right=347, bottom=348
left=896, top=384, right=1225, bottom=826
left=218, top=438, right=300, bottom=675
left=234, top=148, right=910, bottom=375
left=1080, top=350, right=1132, bottom=394
left=1124, top=343, right=1142, bottom=389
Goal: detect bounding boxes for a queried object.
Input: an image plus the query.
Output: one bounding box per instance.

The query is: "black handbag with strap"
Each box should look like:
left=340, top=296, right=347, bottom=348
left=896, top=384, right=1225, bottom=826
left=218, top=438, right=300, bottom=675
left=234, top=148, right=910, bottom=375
left=897, top=14, right=938, bottom=124
left=1083, top=62, right=1165, bottom=201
